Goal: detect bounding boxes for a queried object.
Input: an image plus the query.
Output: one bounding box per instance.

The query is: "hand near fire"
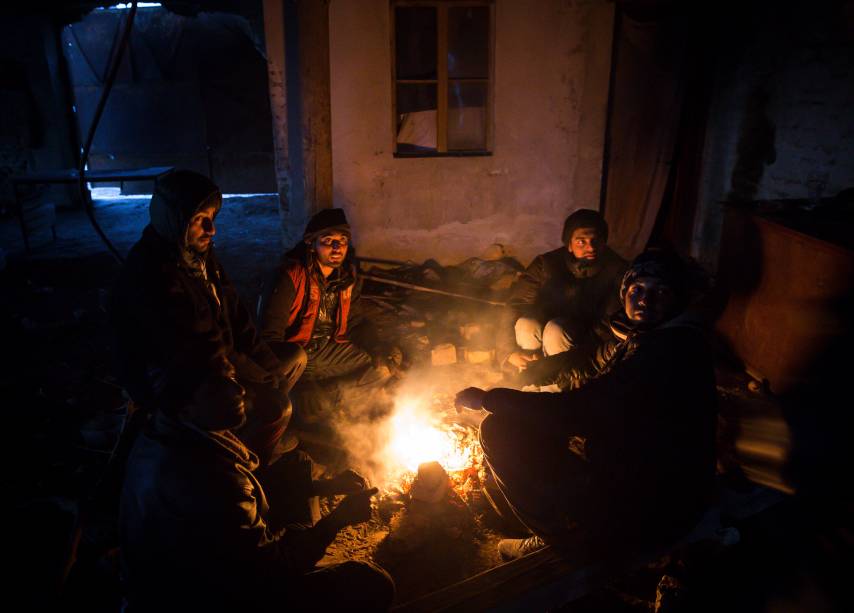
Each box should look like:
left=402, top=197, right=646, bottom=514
left=313, top=469, right=369, bottom=497
left=328, top=487, right=379, bottom=529
left=454, top=387, right=486, bottom=412
left=507, top=351, right=539, bottom=371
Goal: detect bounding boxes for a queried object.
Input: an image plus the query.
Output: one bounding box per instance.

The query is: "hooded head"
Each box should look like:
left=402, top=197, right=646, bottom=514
left=149, top=169, right=222, bottom=250
left=166, top=358, right=248, bottom=432
left=619, top=248, right=688, bottom=327
left=183, top=371, right=247, bottom=432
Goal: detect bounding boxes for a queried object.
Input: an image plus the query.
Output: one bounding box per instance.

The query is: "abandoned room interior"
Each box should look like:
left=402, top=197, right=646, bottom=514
left=2, top=0, right=852, bottom=611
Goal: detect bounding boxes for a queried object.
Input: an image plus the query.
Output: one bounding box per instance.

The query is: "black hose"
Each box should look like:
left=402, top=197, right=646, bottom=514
left=77, top=1, right=139, bottom=263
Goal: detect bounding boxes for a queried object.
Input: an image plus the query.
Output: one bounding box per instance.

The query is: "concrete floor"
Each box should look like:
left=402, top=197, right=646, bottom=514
left=1, top=194, right=285, bottom=304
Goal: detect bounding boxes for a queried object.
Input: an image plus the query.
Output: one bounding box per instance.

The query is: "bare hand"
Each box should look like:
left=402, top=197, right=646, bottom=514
left=507, top=352, right=539, bottom=371
left=454, top=387, right=486, bottom=412
left=329, top=487, right=378, bottom=528
left=314, top=469, right=368, bottom=497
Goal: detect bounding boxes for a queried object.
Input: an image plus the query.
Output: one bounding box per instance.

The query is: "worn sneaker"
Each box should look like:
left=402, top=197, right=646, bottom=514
left=497, top=535, right=546, bottom=560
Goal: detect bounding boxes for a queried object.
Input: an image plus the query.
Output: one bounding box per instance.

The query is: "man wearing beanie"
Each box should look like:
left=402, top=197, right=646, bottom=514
left=112, top=169, right=306, bottom=467
left=259, top=208, right=373, bottom=394
left=456, top=249, right=717, bottom=562
left=496, top=208, right=627, bottom=384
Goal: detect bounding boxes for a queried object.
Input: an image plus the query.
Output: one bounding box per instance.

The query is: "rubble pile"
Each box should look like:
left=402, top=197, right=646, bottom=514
left=354, top=247, right=523, bottom=371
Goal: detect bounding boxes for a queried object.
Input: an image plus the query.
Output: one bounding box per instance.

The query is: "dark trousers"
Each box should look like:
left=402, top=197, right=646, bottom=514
left=303, top=338, right=372, bottom=382
left=479, top=412, right=599, bottom=553
left=238, top=343, right=307, bottom=465
left=287, top=560, right=395, bottom=611
left=481, top=412, right=701, bottom=558
left=291, top=339, right=375, bottom=430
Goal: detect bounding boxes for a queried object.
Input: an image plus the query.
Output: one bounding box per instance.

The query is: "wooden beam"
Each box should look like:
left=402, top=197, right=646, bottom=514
left=262, top=0, right=292, bottom=241
left=297, top=0, right=334, bottom=215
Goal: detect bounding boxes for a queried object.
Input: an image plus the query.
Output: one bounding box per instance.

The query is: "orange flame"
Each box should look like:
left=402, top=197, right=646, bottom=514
left=385, top=398, right=473, bottom=474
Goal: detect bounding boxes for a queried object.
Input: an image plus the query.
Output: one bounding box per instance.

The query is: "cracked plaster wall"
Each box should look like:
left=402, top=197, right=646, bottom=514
left=329, top=0, right=614, bottom=265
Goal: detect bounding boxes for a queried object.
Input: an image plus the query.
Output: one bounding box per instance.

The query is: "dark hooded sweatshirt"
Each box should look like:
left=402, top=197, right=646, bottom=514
left=482, top=312, right=717, bottom=543
left=112, top=173, right=280, bottom=412
left=120, top=412, right=341, bottom=612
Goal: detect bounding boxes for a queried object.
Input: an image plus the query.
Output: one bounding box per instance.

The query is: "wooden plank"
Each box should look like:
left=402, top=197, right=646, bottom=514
left=297, top=0, right=333, bottom=214
left=436, top=3, right=448, bottom=153
left=393, top=546, right=614, bottom=613
left=394, top=485, right=786, bottom=612
left=715, top=205, right=854, bottom=393
left=261, top=0, right=291, bottom=221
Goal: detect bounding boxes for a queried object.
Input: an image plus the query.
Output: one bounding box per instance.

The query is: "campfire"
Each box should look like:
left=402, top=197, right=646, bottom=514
left=375, top=393, right=486, bottom=503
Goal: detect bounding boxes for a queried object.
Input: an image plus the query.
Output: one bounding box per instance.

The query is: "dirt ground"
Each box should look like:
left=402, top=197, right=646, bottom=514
left=3, top=197, right=850, bottom=612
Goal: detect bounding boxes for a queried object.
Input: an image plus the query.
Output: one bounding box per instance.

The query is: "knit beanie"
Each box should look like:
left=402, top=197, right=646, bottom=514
left=619, top=248, right=688, bottom=306
left=561, top=209, right=608, bottom=245
left=303, top=208, right=351, bottom=242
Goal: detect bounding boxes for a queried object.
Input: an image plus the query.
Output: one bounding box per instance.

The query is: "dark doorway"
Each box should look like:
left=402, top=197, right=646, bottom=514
left=62, top=4, right=276, bottom=194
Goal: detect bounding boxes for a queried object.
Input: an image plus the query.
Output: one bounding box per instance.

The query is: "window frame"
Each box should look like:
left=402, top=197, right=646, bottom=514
left=390, top=0, right=495, bottom=158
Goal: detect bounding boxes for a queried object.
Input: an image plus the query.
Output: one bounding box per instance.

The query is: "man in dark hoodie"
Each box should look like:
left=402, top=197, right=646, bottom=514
left=259, top=208, right=372, bottom=384
left=112, top=169, right=305, bottom=466
left=456, top=249, right=717, bottom=562
left=497, top=209, right=627, bottom=384
left=120, top=363, right=394, bottom=612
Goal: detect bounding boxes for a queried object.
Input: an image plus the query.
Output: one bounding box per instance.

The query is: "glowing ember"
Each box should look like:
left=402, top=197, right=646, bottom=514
left=386, top=400, right=474, bottom=474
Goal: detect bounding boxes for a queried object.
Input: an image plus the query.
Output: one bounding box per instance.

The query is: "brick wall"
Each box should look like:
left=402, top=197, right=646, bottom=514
left=692, top=2, right=854, bottom=269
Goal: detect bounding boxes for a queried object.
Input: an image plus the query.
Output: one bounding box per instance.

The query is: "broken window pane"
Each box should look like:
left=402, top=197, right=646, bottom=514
left=395, top=6, right=437, bottom=80
left=448, top=6, right=489, bottom=79
left=393, top=2, right=491, bottom=155
left=447, top=81, right=486, bottom=150
left=397, top=83, right=437, bottom=153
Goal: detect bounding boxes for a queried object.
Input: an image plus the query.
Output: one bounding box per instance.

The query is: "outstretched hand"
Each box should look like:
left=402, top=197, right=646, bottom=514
left=329, top=487, right=379, bottom=529
left=507, top=351, right=539, bottom=371
left=314, top=469, right=369, bottom=497
left=454, top=387, right=486, bottom=412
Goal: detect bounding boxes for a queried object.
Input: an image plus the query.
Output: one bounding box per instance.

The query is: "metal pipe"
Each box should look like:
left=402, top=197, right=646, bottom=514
left=77, top=1, right=139, bottom=263
left=360, top=273, right=506, bottom=307
left=356, top=255, right=417, bottom=267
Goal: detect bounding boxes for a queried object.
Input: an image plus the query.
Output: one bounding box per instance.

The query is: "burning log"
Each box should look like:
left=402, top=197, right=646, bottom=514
left=321, top=380, right=503, bottom=602
left=410, top=461, right=450, bottom=504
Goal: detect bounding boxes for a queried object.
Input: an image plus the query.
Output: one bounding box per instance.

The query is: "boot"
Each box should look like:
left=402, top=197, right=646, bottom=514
left=497, top=534, right=547, bottom=561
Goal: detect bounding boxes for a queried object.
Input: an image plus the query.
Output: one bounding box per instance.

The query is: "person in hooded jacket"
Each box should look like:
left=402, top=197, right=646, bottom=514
left=120, top=363, right=394, bottom=612
left=112, top=169, right=305, bottom=466
left=456, top=249, right=718, bottom=562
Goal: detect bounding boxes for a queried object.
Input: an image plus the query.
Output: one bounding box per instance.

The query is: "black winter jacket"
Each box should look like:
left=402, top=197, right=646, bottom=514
left=484, top=316, right=717, bottom=535
left=497, top=246, right=627, bottom=363
left=112, top=226, right=280, bottom=411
